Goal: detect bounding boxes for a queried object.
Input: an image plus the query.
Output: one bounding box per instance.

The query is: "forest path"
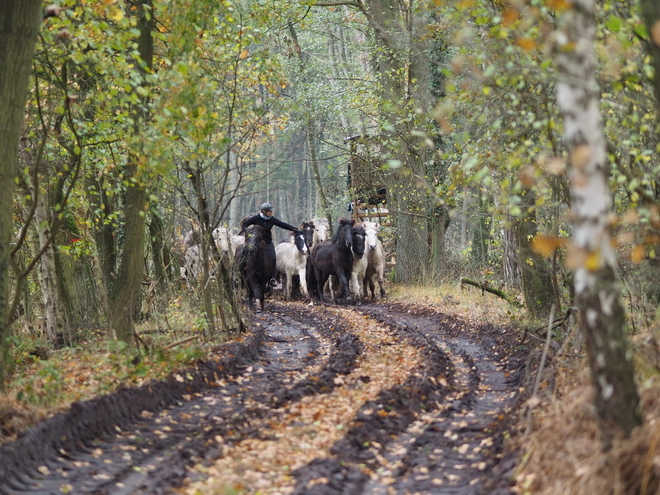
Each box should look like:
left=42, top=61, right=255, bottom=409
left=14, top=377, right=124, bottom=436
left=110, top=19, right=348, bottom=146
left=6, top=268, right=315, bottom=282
left=0, top=300, right=529, bottom=495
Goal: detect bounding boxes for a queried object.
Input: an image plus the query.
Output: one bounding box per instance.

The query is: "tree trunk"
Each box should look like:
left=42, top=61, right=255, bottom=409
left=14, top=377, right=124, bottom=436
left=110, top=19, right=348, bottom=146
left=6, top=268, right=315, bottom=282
left=430, top=206, right=450, bottom=280
left=640, top=0, right=660, bottom=109
left=0, top=1, right=42, bottom=386
left=108, top=0, right=154, bottom=343
left=555, top=0, right=640, bottom=443
left=17, top=138, right=70, bottom=345
left=362, top=0, right=433, bottom=283
left=182, top=160, right=217, bottom=334
left=502, top=222, right=521, bottom=288
left=149, top=209, right=167, bottom=286
left=29, top=174, right=69, bottom=344
left=514, top=188, right=554, bottom=316
left=390, top=183, right=429, bottom=283
left=470, top=192, right=489, bottom=267
left=287, top=23, right=332, bottom=227
left=639, top=0, right=660, bottom=319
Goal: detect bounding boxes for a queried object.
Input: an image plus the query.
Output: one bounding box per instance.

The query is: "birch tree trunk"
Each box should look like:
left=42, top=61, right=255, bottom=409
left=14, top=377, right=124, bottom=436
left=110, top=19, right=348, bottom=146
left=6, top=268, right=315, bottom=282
left=29, top=175, right=69, bottom=344
left=0, top=1, right=42, bottom=386
left=555, top=0, right=640, bottom=443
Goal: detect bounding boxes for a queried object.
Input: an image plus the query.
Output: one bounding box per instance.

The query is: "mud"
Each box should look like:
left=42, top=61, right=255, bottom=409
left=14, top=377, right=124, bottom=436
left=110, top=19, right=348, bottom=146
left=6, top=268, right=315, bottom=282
left=0, top=300, right=531, bottom=494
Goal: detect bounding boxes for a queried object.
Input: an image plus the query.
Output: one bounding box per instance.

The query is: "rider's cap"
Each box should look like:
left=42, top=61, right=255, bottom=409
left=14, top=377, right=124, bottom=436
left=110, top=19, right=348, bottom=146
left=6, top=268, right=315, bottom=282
left=260, top=202, right=273, bottom=212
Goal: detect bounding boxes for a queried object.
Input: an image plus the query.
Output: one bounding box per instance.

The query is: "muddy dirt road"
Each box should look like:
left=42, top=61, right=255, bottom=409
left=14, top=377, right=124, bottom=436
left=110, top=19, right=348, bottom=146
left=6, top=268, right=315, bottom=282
left=0, top=301, right=530, bottom=494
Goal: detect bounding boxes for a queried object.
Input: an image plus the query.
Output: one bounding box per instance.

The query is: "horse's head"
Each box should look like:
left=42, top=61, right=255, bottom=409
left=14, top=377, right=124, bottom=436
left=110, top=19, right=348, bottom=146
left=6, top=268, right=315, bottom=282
left=243, top=225, right=265, bottom=253
left=315, top=224, right=328, bottom=243
left=363, top=222, right=379, bottom=250
left=352, top=226, right=366, bottom=259
left=311, top=217, right=329, bottom=244
left=293, top=229, right=309, bottom=256
left=300, top=221, right=315, bottom=249
left=212, top=226, right=232, bottom=252
left=338, top=218, right=355, bottom=249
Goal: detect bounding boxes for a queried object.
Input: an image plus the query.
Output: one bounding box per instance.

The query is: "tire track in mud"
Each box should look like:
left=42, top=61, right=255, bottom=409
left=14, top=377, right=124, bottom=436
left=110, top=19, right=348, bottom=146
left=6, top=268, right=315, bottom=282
left=0, top=301, right=528, bottom=495
left=289, top=302, right=525, bottom=495
left=357, top=303, right=519, bottom=495
left=0, top=305, right=362, bottom=495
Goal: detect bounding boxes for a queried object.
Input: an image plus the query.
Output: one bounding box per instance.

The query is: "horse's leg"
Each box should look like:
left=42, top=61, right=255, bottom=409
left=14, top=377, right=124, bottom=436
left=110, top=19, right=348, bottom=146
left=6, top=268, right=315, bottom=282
left=281, top=273, right=287, bottom=300
left=284, top=271, right=293, bottom=301
left=306, top=260, right=318, bottom=300
left=362, top=275, right=369, bottom=300
left=377, top=269, right=386, bottom=298
left=350, top=271, right=361, bottom=303
left=258, top=285, right=265, bottom=312
left=337, top=271, right=351, bottom=303
left=317, top=271, right=329, bottom=303
left=368, top=274, right=376, bottom=299
left=247, top=285, right=254, bottom=309
left=299, top=266, right=309, bottom=298
left=249, top=279, right=262, bottom=311
left=328, top=275, right=336, bottom=302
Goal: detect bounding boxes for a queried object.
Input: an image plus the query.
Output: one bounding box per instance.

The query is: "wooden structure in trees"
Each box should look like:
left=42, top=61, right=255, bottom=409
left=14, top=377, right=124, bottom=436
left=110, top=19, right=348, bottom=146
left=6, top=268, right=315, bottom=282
left=345, top=135, right=390, bottom=227
left=346, top=135, right=395, bottom=266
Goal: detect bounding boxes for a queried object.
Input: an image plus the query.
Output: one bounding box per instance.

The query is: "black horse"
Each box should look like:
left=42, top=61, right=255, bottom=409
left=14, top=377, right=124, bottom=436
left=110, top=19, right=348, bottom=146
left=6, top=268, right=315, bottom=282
left=309, top=218, right=358, bottom=303
left=300, top=221, right=315, bottom=250
left=237, top=224, right=275, bottom=312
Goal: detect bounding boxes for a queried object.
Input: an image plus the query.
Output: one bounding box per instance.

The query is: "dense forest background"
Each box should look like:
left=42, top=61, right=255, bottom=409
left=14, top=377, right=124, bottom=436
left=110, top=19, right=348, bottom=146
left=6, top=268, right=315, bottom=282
left=2, top=0, right=660, bottom=446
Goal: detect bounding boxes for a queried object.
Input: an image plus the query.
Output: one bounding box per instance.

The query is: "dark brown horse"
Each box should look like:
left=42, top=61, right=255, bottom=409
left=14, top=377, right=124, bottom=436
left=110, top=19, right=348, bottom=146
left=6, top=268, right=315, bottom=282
left=309, top=218, right=358, bottom=303
left=237, top=224, right=275, bottom=312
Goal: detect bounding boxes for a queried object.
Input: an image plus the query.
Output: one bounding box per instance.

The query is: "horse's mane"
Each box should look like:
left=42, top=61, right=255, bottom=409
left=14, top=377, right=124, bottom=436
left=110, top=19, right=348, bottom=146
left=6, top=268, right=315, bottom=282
left=244, top=223, right=266, bottom=235
left=238, top=213, right=258, bottom=234
left=311, top=216, right=329, bottom=228
left=332, top=218, right=354, bottom=241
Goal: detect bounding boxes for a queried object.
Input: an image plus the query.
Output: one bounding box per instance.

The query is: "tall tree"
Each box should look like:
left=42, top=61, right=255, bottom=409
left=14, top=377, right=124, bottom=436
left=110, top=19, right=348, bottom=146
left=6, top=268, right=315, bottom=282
left=360, top=0, right=434, bottom=283
left=555, top=0, right=641, bottom=443
left=108, top=0, right=155, bottom=343
left=514, top=186, right=554, bottom=315
left=0, top=1, right=42, bottom=386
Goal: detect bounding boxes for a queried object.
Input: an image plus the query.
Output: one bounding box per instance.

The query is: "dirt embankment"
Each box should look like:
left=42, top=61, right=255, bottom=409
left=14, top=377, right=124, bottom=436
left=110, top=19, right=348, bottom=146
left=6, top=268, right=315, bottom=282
left=0, top=301, right=532, bottom=495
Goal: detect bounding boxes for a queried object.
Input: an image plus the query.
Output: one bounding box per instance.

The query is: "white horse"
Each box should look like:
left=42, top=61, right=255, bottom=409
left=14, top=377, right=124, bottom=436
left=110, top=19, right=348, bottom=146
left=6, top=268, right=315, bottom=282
left=311, top=217, right=329, bottom=247
left=213, top=226, right=244, bottom=256
left=276, top=230, right=310, bottom=301
left=362, top=221, right=387, bottom=299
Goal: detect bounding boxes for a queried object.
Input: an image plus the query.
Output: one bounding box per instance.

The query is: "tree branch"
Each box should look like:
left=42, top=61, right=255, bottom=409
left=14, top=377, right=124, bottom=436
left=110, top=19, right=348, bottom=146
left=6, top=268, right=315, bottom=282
left=304, top=0, right=363, bottom=7
left=460, top=277, right=523, bottom=307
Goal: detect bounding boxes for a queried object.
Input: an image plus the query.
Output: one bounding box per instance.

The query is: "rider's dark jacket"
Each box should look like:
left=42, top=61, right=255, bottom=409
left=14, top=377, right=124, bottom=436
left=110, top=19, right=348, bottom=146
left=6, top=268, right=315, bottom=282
left=241, top=213, right=297, bottom=244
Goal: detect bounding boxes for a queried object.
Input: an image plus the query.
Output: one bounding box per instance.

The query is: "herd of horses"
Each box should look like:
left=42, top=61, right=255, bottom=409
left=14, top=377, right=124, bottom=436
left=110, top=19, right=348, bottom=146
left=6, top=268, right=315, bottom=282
left=179, top=217, right=387, bottom=313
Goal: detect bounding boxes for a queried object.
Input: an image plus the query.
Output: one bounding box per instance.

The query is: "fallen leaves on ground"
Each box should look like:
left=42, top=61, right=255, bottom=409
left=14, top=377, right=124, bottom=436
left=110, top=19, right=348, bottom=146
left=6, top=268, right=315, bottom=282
left=179, top=304, right=423, bottom=495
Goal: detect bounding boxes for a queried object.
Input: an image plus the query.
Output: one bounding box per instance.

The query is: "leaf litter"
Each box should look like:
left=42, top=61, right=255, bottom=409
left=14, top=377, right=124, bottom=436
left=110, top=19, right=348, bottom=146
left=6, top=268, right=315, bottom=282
left=0, top=299, right=530, bottom=495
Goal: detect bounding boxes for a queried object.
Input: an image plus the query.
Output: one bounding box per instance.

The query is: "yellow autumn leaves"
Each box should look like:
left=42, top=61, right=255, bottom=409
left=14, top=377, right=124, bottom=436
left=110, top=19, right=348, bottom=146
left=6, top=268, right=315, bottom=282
left=531, top=229, right=658, bottom=270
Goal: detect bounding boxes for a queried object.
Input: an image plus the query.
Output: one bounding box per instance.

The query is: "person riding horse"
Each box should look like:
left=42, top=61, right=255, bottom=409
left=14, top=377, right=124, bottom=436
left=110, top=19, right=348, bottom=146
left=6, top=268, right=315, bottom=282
left=241, top=203, right=299, bottom=287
